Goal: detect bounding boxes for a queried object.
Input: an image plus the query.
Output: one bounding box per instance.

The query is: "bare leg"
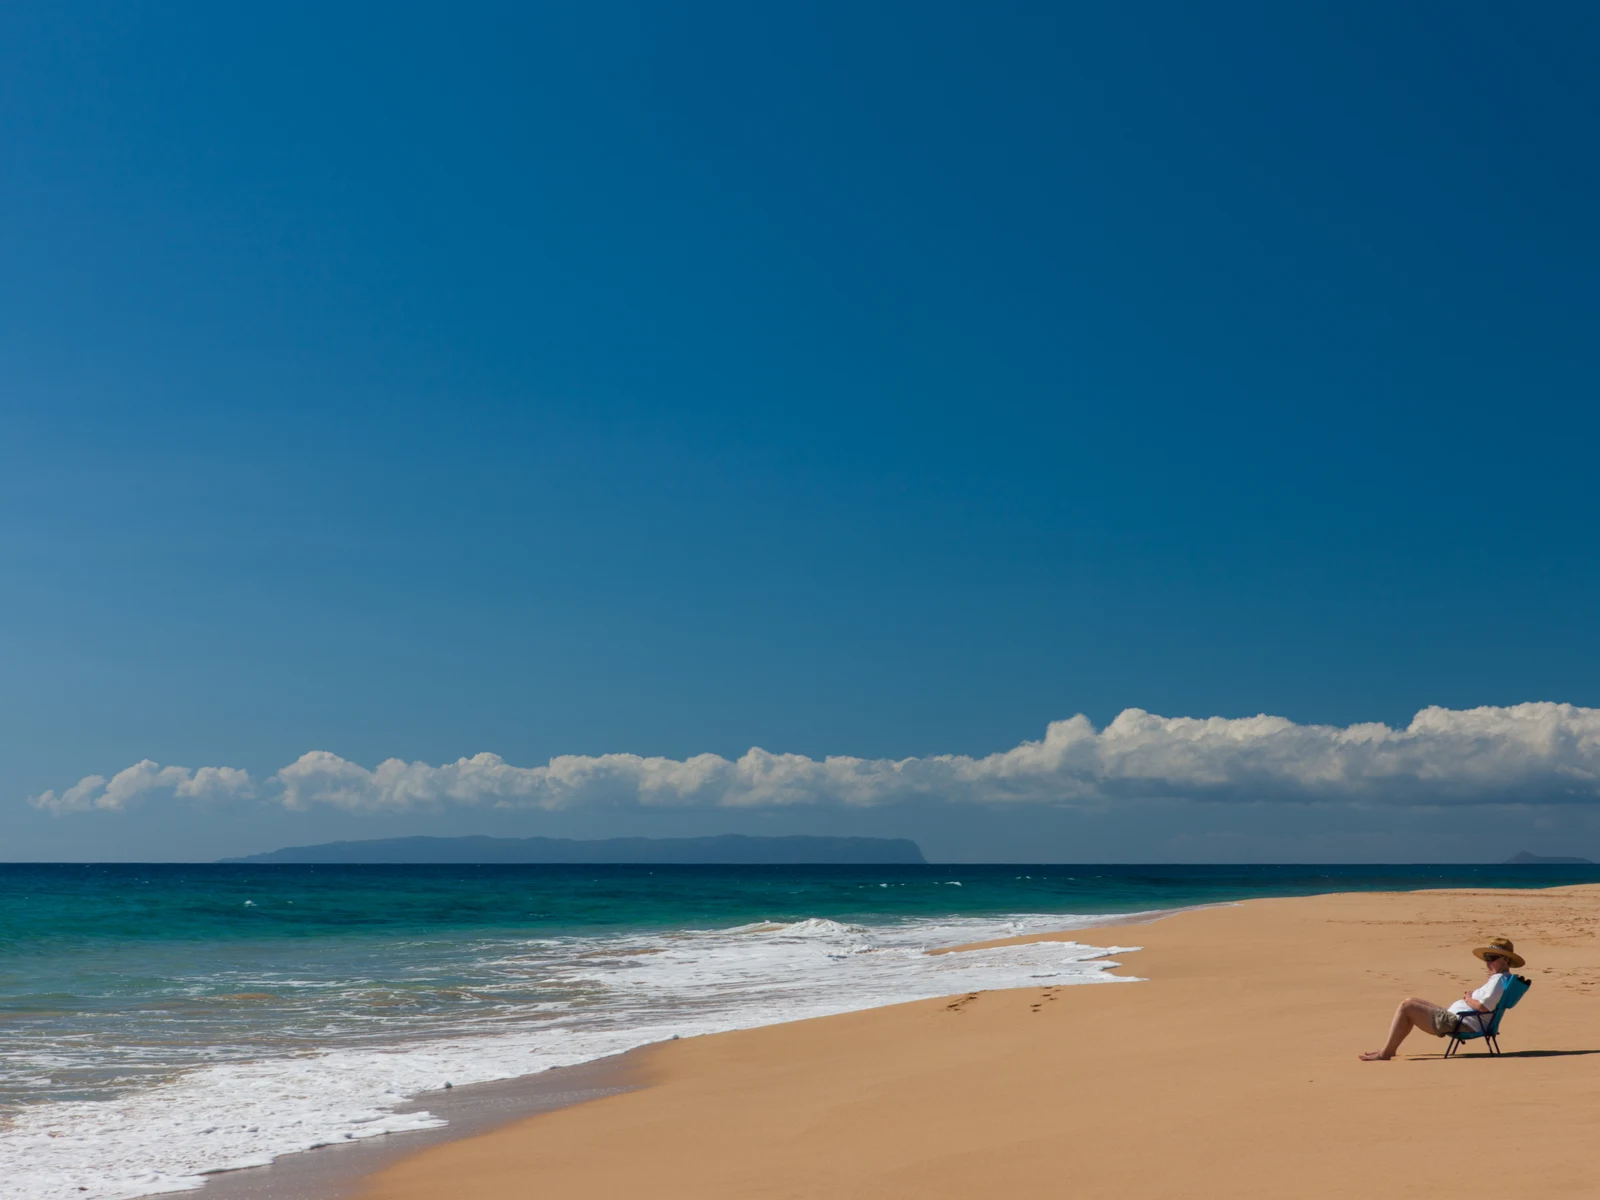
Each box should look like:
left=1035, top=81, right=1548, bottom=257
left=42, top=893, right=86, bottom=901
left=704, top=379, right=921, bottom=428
left=1360, top=997, right=1439, bottom=1060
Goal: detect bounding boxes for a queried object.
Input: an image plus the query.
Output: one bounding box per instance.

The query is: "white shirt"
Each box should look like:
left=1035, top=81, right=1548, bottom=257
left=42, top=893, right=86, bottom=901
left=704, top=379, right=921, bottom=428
left=1447, top=971, right=1511, bottom=1033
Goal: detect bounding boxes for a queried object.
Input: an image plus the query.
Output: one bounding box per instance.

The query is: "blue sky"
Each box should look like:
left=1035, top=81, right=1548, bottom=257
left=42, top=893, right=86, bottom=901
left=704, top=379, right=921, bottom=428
left=5, top=1, right=1599, bottom=861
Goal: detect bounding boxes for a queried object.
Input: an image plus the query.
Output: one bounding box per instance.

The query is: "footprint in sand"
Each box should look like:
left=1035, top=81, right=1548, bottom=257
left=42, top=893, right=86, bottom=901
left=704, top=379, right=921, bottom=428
left=946, top=992, right=980, bottom=1012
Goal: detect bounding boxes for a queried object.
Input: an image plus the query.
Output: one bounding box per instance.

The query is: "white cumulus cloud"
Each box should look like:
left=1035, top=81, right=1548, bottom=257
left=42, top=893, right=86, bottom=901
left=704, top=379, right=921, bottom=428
left=29, top=761, right=255, bottom=814
left=28, top=703, right=1600, bottom=816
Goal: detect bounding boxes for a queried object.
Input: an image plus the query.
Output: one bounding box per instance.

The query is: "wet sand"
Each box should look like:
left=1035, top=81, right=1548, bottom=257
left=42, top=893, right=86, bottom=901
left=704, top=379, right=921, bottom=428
left=197, top=1054, right=639, bottom=1200
left=354, top=885, right=1600, bottom=1200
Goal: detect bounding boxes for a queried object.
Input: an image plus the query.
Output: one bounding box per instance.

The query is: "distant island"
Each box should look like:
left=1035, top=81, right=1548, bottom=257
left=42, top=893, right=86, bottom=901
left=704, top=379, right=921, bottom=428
left=1504, top=850, right=1593, bottom=865
left=220, top=834, right=927, bottom=865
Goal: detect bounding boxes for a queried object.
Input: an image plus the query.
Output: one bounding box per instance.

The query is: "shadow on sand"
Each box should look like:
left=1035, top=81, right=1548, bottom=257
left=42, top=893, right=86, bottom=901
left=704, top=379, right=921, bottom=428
left=1436, top=1049, right=1600, bottom=1059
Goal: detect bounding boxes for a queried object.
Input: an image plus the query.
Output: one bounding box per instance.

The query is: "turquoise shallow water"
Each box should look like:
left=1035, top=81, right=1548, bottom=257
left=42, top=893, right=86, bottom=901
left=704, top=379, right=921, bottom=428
left=3, top=862, right=1597, bottom=1200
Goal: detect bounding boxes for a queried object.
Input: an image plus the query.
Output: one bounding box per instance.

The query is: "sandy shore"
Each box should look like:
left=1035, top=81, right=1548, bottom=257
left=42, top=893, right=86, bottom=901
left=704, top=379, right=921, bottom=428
left=357, top=885, right=1600, bottom=1199
left=196, top=1055, right=640, bottom=1200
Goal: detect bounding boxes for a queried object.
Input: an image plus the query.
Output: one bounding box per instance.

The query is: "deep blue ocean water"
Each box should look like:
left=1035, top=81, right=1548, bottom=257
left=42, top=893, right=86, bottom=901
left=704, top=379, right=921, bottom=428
left=11, top=861, right=1600, bottom=947
left=3, top=862, right=1597, bottom=1200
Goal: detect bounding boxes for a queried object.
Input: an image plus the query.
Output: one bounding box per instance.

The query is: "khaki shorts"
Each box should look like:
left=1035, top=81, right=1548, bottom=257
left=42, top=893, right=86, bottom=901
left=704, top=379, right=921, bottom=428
left=1430, top=1007, right=1463, bottom=1037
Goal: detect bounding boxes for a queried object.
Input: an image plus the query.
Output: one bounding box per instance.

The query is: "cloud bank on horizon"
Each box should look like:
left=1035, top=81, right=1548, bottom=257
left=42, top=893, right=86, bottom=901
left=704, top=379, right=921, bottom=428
left=27, top=703, right=1600, bottom=816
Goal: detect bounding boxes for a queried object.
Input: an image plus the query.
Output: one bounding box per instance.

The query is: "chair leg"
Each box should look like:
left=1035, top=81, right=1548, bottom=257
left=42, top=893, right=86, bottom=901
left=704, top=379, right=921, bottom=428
left=1444, top=1037, right=1457, bottom=1059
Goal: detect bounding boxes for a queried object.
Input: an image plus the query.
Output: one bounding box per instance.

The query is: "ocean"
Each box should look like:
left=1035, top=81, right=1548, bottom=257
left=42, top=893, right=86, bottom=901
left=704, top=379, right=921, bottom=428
left=5, top=862, right=1598, bottom=1200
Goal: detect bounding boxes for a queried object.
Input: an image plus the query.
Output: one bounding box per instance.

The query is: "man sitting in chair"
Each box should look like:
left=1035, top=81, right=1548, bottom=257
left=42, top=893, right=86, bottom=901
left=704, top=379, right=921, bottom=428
left=1359, top=937, right=1525, bottom=1061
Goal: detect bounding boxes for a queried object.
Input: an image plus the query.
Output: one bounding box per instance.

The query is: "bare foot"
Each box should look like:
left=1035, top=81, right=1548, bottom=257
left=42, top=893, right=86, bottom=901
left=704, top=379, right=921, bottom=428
left=1359, top=1051, right=1392, bottom=1061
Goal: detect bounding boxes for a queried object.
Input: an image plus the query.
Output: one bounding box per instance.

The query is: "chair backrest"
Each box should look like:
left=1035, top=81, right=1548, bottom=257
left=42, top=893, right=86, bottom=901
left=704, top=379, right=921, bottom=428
left=1486, top=975, right=1531, bottom=1035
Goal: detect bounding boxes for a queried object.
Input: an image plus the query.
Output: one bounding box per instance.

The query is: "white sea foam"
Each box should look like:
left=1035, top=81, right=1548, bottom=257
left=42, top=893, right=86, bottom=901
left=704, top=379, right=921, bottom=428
left=0, top=913, right=1140, bottom=1200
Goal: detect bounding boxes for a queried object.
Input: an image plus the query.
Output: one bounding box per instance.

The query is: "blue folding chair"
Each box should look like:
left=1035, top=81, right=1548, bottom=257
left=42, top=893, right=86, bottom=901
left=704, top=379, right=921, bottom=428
left=1443, top=974, right=1531, bottom=1058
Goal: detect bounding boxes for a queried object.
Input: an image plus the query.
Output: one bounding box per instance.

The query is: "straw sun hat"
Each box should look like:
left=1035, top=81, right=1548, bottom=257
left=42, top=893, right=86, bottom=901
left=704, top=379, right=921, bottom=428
left=1473, top=937, right=1526, bottom=969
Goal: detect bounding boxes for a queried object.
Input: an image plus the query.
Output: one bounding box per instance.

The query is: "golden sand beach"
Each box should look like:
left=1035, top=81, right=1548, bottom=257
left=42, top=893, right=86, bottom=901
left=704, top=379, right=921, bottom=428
left=358, top=885, right=1600, bottom=1200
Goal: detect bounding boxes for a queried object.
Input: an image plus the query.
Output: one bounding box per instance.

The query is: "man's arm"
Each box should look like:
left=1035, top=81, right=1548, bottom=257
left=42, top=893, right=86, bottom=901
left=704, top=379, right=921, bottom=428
left=1461, top=977, right=1507, bottom=1013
